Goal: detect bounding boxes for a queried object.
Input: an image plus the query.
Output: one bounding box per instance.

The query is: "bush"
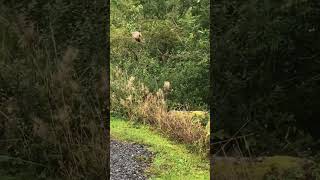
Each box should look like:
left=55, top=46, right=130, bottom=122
left=111, top=66, right=209, bottom=154
left=111, top=0, right=209, bottom=110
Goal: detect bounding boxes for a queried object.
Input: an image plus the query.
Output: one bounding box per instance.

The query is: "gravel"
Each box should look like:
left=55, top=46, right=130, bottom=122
left=110, top=139, right=154, bottom=180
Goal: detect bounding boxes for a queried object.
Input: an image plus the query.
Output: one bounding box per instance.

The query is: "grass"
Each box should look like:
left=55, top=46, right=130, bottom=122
left=0, top=168, right=57, bottom=180
left=0, top=11, right=108, bottom=179
left=110, top=67, right=209, bottom=152
left=213, top=155, right=313, bottom=179
left=110, top=117, right=210, bottom=179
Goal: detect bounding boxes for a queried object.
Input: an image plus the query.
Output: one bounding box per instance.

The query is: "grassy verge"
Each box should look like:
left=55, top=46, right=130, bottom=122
left=213, top=156, right=316, bottom=179
left=110, top=117, right=210, bottom=179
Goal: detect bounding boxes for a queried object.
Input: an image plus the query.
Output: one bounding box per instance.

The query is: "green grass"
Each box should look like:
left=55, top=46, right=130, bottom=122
left=110, top=117, right=210, bottom=180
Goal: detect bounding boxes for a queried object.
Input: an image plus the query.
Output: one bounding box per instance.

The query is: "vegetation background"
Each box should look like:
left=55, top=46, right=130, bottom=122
left=111, top=0, right=210, bottom=111
left=1, top=0, right=320, bottom=179
left=0, top=1, right=109, bottom=179
left=110, top=0, right=210, bottom=178
left=212, top=0, right=320, bottom=179
left=110, top=0, right=210, bottom=152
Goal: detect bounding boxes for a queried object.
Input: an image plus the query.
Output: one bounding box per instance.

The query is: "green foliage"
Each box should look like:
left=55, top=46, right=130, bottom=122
left=111, top=0, right=209, bottom=110
left=110, top=66, right=209, bottom=154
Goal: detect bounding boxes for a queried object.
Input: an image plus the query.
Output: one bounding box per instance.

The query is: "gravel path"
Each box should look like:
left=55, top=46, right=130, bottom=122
left=110, top=139, right=154, bottom=180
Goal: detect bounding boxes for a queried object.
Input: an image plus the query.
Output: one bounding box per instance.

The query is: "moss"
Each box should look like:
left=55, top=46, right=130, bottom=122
left=213, top=156, right=312, bottom=180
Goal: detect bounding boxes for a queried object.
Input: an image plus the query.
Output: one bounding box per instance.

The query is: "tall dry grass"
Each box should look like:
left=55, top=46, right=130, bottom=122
left=111, top=66, right=209, bottom=154
left=0, top=11, right=108, bottom=179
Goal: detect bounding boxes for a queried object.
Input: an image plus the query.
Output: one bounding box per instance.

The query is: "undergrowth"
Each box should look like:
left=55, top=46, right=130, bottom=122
left=0, top=7, right=108, bottom=179
left=111, top=66, right=209, bottom=154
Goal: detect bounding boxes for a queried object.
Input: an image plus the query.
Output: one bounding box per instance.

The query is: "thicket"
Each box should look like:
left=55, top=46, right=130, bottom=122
left=111, top=0, right=210, bottom=110
left=212, top=0, right=320, bottom=156
left=111, top=67, right=210, bottom=154
left=110, top=0, right=210, bottom=154
left=0, top=1, right=108, bottom=179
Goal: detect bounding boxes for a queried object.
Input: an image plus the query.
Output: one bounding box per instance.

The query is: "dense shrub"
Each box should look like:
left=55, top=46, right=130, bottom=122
left=111, top=66, right=209, bottom=154
left=111, top=0, right=209, bottom=110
